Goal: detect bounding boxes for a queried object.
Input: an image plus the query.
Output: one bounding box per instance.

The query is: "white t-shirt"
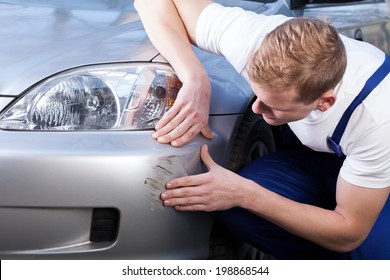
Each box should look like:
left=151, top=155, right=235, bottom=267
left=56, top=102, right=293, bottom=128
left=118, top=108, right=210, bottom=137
left=196, top=3, right=390, bottom=189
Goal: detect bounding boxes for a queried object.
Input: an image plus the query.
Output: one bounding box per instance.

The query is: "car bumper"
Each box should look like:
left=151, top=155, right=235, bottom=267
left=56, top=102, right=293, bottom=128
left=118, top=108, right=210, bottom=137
left=0, top=114, right=239, bottom=259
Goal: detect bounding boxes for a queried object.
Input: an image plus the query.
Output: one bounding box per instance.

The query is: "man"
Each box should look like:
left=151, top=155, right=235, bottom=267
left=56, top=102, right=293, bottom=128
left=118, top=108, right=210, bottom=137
left=134, top=0, right=390, bottom=259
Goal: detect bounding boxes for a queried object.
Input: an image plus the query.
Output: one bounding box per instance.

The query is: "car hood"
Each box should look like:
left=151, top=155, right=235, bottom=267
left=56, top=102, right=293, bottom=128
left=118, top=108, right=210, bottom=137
left=0, top=1, right=158, bottom=96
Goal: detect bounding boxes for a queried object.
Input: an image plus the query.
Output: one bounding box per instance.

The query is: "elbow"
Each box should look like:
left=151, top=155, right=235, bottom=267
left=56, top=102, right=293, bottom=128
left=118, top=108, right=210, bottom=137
left=331, top=234, right=367, bottom=253
left=335, top=241, right=362, bottom=253
left=134, top=0, right=147, bottom=12
left=133, top=0, right=140, bottom=11
left=134, top=0, right=165, bottom=16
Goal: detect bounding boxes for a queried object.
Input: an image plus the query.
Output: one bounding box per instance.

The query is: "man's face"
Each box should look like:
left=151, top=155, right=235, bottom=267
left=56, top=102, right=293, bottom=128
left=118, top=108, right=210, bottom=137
left=250, top=81, right=318, bottom=126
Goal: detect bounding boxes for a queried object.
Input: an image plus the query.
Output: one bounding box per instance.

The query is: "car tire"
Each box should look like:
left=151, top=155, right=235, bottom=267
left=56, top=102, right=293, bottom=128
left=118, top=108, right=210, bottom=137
left=227, top=106, right=275, bottom=172
left=208, top=104, right=276, bottom=260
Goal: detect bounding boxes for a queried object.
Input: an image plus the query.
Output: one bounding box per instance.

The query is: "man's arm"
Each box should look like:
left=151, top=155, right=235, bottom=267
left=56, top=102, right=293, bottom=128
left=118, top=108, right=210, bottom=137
left=245, top=176, right=389, bottom=251
left=134, top=0, right=214, bottom=146
left=161, top=145, right=390, bottom=252
left=134, top=0, right=211, bottom=76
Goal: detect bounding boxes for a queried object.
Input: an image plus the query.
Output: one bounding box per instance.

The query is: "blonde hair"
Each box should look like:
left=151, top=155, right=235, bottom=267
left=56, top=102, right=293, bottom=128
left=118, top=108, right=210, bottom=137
left=248, top=18, right=346, bottom=104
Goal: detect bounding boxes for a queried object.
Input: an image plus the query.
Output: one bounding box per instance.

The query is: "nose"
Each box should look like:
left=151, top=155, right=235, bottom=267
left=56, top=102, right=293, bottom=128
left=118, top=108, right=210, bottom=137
left=252, top=98, right=266, bottom=115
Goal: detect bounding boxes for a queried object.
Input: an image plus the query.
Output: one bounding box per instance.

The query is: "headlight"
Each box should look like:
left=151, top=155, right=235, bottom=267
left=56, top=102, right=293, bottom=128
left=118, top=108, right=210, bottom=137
left=0, top=63, right=182, bottom=131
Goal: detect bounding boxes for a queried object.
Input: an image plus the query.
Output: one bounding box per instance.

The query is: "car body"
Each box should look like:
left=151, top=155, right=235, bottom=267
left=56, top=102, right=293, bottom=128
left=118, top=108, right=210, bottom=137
left=0, top=0, right=389, bottom=259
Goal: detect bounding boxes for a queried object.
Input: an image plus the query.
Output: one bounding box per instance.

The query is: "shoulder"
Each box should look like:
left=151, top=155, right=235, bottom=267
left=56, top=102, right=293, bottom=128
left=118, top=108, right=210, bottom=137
left=196, top=3, right=290, bottom=73
left=199, top=2, right=289, bottom=29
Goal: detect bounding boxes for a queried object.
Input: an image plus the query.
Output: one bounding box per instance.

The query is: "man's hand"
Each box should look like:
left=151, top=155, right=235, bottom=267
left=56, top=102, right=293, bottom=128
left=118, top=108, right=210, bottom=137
left=152, top=75, right=214, bottom=147
left=160, top=144, right=249, bottom=211
left=135, top=0, right=214, bottom=147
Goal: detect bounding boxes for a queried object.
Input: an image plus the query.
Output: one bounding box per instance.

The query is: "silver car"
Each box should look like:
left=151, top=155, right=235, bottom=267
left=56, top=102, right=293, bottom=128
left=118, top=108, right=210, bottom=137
left=0, top=0, right=389, bottom=259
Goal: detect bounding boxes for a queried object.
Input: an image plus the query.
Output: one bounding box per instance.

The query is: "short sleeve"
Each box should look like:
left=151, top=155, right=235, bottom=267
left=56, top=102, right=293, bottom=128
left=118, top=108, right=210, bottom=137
left=196, top=3, right=289, bottom=75
left=340, top=120, right=390, bottom=188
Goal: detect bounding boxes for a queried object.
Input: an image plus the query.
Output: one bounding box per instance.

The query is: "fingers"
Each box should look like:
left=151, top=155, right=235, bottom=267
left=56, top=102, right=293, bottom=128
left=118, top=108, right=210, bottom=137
left=152, top=107, right=183, bottom=142
left=160, top=182, right=204, bottom=204
left=166, top=171, right=209, bottom=190
left=170, top=125, right=214, bottom=147
left=161, top=189, right=203, bottom=206
left=151, top=82, right=212, bottom=146
left=199, top=144, right=219, bottom=171
left=160, top=186, right=211, bottom=211
left=160, top=145, right=220, bottom=211
left=163, top=145, right=216, bottom=192
left=200, top=125, right=215, bottom=140
left=152, top=111, right=211, bottom=147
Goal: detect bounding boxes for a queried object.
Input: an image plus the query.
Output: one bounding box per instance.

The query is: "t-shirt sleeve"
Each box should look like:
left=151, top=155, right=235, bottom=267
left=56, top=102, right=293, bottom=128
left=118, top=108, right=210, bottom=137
left=340, top=120, right=390, bottom=188
left=196, top=3, right=289, bottom=75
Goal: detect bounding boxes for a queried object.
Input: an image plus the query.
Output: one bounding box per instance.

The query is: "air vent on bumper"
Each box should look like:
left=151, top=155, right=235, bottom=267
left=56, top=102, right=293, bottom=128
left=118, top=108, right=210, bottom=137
left=90, top=208, right=119, bottom=242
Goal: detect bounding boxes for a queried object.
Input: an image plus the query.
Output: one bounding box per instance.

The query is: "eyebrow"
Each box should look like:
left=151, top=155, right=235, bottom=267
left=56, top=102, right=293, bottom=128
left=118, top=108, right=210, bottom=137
left=252, top=82, right=297, bottom=111
left=261, top=100, right=293, bottom=112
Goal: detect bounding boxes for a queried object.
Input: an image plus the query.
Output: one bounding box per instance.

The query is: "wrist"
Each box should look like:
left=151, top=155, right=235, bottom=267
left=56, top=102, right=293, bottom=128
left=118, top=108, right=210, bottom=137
left=179, top=66, right=209, bottom=84
left=175, top=61, right=209, bottom=83
left=238, top=178, right=264, bottom=211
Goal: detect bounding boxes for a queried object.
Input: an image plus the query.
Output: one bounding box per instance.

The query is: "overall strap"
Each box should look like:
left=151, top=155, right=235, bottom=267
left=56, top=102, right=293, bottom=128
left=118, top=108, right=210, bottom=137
left=327, top=54, right=390, bottom=157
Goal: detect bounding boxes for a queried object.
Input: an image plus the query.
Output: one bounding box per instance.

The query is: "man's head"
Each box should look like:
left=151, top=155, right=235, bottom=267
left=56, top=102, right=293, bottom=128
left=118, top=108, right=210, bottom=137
left=248, top=17, right=346, bottom=105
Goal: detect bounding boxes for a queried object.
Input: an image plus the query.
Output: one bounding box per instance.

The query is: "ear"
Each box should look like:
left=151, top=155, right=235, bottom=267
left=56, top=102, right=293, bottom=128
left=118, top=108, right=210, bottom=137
left=316, top=91, right=336, bottom=112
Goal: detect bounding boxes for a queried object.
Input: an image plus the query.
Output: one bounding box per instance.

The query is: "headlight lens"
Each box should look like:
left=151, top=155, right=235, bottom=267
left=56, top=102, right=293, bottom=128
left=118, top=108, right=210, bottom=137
left=0, top=63, right=181, bottom=131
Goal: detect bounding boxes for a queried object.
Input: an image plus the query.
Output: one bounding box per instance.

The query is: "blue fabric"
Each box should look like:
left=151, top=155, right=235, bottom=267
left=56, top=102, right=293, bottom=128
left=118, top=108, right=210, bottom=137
left=349, top=196, right=390, bottom=260
left=216, top=127, right=390, bottom=259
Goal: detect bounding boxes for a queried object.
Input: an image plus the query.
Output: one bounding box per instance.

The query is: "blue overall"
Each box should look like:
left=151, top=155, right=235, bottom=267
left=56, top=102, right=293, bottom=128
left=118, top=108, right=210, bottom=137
left=216, top=54, right=390, bottom=259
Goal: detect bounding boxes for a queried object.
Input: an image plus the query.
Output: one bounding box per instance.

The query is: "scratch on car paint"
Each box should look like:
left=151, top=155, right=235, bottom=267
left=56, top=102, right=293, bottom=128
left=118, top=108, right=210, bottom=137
left=144, top=151, right=200, bottom=211
left=144, top=157, right=182, bottom=211
left=155, top=164, right=173, bottom=176
left=144, top=177, right=163, bottom=207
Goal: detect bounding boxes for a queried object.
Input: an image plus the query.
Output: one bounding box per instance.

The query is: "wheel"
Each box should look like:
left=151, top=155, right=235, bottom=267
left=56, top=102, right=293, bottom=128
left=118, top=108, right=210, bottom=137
left=228, top=106, right=275, bottom=172
left=208, top=216, right=276, bottom=260
left=209, top=104, right=276, bottom=260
